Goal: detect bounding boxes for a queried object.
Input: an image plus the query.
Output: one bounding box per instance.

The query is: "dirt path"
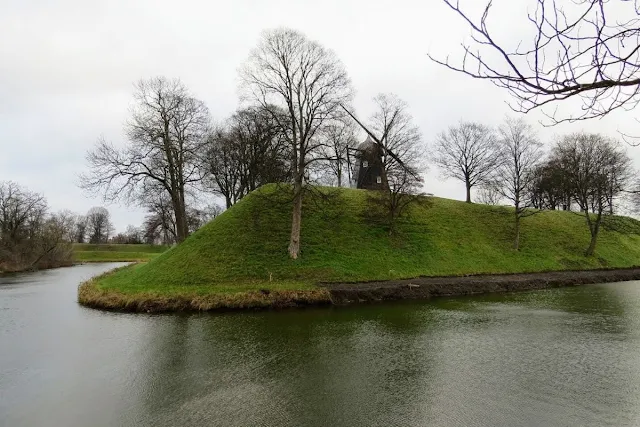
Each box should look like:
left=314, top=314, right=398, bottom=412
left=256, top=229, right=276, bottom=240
left=322, top=268, right=640, bottom=304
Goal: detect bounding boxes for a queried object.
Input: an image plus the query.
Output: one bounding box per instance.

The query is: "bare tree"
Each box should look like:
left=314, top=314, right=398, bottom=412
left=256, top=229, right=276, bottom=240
left=319, top=120, right=358, bottom=187
left=0, top=182, right=72, bottom=271
left=142, top=213, right=173, bottom=245
left=206, top=128, right=242, bottom=209
left=206, top=105, right=291, bottom=207
left=74, top=215, right=88, bottom=243
left=0, top=181, right=47, bottom=245
left=367, top=167, right=427, bottom=235
left=433, top=122, right=500, bottom=203
left=48, top=210, right=78, bottom=243
left=86, top=207, right=113, bottom=244
left=240, top=28, right=353, bottom=259
left=81, top=77, right=210, bottom=243
left=141, top=191, right=221, bottom=245
left=368, top=93, right=424, bottom=180
left=527, top=160, right=574, bottom=211
left=551, top=133, right=633, bottom=256
left=357, top=94, right=427, bottom=232
left=187, top=204, right=222, bottom=233
left=493, top=117, right=544, bottom=250
left=476, top=185, right=503, bottom=205
left=430, top=0, right=640, bottom=130
left=125, top=225, right=143, bottom=244
left=141, top=192, right=178, bottom=244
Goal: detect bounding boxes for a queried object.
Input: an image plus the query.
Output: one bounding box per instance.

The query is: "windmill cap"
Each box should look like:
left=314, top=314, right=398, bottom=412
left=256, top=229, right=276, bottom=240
left=357, top=135, right=377, bottom=151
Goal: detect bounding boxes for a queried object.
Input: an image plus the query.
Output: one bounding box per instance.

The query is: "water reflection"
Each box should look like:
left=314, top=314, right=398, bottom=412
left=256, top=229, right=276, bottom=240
left=2, top=265, right=640, bottom=426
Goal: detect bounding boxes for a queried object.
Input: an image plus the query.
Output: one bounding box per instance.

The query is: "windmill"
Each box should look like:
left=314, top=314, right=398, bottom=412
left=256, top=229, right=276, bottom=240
left=340, top=105, right=421, bottom=190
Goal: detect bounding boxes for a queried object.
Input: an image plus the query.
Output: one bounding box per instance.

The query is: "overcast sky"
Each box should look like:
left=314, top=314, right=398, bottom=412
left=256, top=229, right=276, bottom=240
left=2, top=0, right=639, bottom=231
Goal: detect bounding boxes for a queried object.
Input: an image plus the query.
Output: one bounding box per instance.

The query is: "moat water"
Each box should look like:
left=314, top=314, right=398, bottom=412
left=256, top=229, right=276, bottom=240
left=2, top=263, right=640, bottom=426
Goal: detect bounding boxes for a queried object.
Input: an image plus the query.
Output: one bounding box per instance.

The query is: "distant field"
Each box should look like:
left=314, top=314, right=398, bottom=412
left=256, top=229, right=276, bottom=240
left=73, top=244, right=170, bottom=262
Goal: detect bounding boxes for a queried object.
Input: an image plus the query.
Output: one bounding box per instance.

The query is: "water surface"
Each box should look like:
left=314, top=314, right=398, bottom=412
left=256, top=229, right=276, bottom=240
left=1, top=263, right=640, bottom=426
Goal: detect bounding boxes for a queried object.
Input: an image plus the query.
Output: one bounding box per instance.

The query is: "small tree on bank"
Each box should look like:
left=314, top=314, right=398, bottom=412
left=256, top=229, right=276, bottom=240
left=240, top=28, right=353, bottom=259
left=433, top=121, right=500, bottom=203
left=0, top=181, right=74, bottom=271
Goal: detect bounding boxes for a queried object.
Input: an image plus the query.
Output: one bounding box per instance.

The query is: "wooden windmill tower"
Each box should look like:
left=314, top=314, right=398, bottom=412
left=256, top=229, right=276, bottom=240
left=349, top=136, right=388, bottom=190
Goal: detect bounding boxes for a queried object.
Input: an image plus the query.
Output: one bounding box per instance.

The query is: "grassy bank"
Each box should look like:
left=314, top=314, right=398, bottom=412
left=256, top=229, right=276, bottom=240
left=73, top=243, right=169, bottom=263
left=79, top=185, right=640, bottom=312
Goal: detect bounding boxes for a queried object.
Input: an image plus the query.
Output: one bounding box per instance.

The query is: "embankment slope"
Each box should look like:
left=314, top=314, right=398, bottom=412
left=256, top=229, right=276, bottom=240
left=79, top=185, right=640, bottom=312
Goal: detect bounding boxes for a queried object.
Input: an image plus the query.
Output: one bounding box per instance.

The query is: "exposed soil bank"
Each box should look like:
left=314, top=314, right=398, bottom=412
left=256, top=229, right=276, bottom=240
left=324, top=268, right=640, bottom=305
left=79, top=267, right=640, bottom=313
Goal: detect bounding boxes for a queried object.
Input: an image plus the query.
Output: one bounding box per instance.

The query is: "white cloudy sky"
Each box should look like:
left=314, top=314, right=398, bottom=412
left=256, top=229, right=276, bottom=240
left=2, top=0, right=639, bottom=231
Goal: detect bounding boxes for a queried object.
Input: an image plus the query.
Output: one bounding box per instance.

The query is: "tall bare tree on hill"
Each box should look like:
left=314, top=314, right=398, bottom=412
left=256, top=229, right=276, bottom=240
left=342, top=94, right=426, bottom=233
left=433, top=122, right=500, bottom=203
left=430, top=0, right=640, bottom=133
left=551, top=133, right=632, bottom=256
left=81, top=77, right=210, bottom=243
left=368, top=93, right=424, bottom=180
left=240, top=28, right=353, bottom=259
left=319, top=120, right=358, bottom=187
left=493, top=117, right=544, bottom=250
left=206, top=105, right=291, bottom=207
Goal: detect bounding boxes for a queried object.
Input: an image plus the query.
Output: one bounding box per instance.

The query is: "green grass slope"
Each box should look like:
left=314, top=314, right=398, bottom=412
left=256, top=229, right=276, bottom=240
left=73, top=243, right=169, bottom=262
left=95, top=185, right=640, bottom=297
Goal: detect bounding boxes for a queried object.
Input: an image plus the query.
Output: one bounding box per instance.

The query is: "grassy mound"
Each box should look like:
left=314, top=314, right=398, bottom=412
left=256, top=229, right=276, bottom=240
left=73, top=243, right=169, bottom=262
left=80, top=185, right=640, bottom=311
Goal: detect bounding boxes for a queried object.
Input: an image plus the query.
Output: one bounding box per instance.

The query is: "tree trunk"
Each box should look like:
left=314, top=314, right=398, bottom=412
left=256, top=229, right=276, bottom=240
left=172, top=191, right=188, bottom=243
left=174, top=207, right=187, bottom=243
left=585, top=221, right=600, bottom=257
left=465, top=181, right=472, bottom=203
left=585, top=232, right=598, bottom=257
left=288, top=182, right=303, bottom=259
left=514, top=213, right=520, bottom=250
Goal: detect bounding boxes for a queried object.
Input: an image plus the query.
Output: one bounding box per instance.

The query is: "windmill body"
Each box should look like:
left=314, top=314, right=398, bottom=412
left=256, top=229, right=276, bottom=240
left=352, top=136, right=388, bottom=190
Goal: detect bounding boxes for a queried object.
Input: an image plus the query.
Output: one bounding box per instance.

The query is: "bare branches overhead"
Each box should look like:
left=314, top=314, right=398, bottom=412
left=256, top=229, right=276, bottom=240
left=430, top=0, right=640, bottom=125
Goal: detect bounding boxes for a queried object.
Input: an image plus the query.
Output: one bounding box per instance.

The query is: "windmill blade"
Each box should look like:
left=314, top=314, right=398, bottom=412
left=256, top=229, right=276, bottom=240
left=383, top=146, right=421, bottom=180
left=340, top=104, right=421, bottom=180
left=340, top=105, right=382, bottom=145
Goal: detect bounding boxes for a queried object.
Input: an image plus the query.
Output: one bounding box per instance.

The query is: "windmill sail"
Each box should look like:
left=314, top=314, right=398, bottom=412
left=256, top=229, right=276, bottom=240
left=340, top=105, right=420, bottom=180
